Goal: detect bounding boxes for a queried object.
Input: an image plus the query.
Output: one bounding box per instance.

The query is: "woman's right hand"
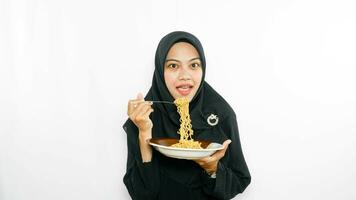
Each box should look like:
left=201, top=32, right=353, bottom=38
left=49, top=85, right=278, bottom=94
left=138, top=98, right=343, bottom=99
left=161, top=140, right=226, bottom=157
left=127, top=93, right=154, bottom=136
left=127, top=93, right=154, bottom=162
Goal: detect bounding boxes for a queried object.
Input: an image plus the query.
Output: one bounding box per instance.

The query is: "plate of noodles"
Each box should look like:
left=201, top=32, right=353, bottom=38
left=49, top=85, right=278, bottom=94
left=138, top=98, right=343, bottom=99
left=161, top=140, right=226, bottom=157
left=148, top=138, right=224, bottom=160
left=149, top=97, right=223, bottom=159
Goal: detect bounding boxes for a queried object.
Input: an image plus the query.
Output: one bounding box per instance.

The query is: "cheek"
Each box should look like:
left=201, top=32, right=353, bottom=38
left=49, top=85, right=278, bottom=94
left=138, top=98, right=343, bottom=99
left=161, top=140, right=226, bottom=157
left=193, top=70, right=203, bottom=85
left=164, top=72, right=177, bottom=90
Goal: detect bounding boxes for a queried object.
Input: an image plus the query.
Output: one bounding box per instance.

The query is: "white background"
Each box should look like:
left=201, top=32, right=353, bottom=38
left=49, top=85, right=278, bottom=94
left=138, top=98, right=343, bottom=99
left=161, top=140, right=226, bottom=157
left=1, top=0, right=356, bottom=199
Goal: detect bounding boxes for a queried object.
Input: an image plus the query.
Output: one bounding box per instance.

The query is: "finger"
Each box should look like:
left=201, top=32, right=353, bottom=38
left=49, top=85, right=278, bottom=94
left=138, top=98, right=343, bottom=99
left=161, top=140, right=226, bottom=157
left=195, top=157, right=218, bottom=173
left=195, top=156, right=215, bottom=165
left=130, top=102, right=149, bottom=119
left=136, top=101, right=153, bottom=114
left=129, top=102, right=152, bottom=120
left=129, top=99, right=145, bottom=104
left=137, top=92, right=144, bottom=100
left=142, top=107, right=154, bottom=119
left=194, top=157, right=209, bottom=164
left=219, top=140, right=232, bottom=155
left=135, top=109, right=153, bottom=125
left=212, top=150, right=225, bottom=160
left=136, top=104, right=153, bottom=119
left=127, top=99, right=145, bottom=115
left=212, top=140, right=232, bottom=159
left=196, top=139, right=231, bottom=163
left=223, top=139, right=232, bottom=148
left=194, top=160, right=205, bottom=166
left=129, top=92, right=146, bottom=113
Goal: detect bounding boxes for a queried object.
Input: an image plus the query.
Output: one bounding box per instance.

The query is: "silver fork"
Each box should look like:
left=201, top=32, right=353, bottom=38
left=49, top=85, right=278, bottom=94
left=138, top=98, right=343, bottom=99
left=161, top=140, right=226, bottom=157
left=149, top=100, right=175, bottom=104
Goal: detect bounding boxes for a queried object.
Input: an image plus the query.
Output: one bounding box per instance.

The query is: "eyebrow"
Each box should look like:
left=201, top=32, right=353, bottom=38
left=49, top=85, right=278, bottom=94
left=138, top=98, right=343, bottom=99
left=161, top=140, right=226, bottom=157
left=165, top=57, right=201, bottom=63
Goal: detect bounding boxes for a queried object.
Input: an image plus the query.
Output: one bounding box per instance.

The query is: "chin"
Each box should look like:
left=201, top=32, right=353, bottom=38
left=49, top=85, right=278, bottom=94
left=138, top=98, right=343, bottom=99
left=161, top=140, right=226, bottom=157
left=173, top=91, right=197, bottom=102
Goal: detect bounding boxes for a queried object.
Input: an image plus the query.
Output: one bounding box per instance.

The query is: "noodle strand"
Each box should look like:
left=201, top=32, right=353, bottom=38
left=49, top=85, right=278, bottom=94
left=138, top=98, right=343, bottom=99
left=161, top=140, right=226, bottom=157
left=171, top=97, right=202, bottom=149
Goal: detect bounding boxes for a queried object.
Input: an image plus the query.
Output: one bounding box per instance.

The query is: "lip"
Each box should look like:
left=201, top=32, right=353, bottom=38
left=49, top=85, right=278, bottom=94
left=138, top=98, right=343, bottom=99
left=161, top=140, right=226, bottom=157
left=176, top=83, right=193, bottom=96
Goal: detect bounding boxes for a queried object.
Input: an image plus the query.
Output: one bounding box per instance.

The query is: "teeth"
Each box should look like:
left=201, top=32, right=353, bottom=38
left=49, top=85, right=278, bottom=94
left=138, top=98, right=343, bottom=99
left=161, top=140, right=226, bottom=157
left=177, top=85, right=191, bottom=95
left=178, top=85, right=190, bottom=89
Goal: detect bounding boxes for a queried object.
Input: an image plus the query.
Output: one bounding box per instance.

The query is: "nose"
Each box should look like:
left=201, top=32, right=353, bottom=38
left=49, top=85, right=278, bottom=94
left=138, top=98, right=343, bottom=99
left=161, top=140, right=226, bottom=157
left=178, top=65, right=191, bottom=80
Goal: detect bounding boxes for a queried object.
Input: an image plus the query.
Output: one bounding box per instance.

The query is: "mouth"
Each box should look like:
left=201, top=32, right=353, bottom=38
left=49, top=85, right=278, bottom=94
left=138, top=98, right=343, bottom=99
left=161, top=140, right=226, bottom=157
left=176, top=84, right=193, bottom=96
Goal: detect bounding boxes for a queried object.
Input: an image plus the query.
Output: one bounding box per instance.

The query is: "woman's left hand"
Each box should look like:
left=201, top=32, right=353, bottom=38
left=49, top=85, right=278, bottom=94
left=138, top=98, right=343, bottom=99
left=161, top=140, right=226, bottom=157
left=194, top=139, right=232, bottom=174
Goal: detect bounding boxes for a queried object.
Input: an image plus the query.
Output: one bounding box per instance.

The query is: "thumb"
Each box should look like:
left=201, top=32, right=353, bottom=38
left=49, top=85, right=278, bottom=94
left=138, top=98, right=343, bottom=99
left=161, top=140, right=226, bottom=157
left=221, top=139, right=232, bottom=151
left=137, top=92, right=144, bottom=100
left=223, top=139, right=232, bottom=148
left=213, top=139, right=232, bottom=159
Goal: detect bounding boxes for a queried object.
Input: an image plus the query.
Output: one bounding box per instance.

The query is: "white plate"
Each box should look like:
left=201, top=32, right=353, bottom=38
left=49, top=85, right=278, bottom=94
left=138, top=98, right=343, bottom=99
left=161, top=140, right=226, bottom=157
left=148, top=138, right=224, bottom=160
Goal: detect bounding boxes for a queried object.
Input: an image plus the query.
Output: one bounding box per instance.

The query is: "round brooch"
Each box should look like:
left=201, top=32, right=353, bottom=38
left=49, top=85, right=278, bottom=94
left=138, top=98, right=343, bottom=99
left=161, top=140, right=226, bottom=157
left=207, top=114, right=219, bottom=126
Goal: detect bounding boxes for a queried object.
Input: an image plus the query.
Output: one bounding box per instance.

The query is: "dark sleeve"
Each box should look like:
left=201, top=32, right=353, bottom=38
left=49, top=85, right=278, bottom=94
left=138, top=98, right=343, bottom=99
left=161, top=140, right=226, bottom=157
left=201, top=114, right=251, bottom=199
left=122, top=120, right=160, bottom=200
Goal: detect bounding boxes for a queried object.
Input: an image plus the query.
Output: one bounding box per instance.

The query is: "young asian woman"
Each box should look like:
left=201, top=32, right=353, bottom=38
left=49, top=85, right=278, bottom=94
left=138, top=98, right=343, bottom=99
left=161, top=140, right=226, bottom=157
left=123, top=31, right=251, bottom=200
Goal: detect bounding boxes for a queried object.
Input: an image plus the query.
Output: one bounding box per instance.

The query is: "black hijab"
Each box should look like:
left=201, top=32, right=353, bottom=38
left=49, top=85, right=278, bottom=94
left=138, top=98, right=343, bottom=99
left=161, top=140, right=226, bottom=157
left=144, top=31, right=233, bottom=135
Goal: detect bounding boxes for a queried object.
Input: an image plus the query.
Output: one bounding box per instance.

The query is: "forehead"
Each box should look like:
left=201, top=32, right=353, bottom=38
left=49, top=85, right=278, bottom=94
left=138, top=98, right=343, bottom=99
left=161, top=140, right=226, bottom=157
left=166, top=42, right=200, bottom=59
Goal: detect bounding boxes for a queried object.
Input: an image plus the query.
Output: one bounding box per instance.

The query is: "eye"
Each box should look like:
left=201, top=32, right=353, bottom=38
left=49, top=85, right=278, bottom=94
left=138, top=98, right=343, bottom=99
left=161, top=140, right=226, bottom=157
left=191, top=63, right=200, bottom=69
left=167, top=63, right=178, bottom=69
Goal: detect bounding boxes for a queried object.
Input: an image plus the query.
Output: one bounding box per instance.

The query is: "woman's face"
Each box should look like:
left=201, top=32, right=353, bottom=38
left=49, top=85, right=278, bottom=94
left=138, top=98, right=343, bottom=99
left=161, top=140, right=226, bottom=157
left=164, top=42, right=203, bottom=101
